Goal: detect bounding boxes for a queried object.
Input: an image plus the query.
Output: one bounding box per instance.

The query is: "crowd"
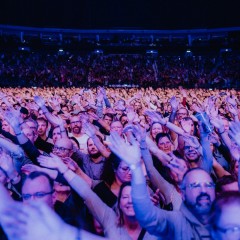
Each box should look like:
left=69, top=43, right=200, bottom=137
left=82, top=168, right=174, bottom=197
left=0, top=50, right=239, bottom=88
left=0, top=86, right=240, bottom=239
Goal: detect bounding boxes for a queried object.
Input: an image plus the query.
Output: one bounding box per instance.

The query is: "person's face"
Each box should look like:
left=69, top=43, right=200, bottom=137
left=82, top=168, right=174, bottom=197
left=151, top=123, right=163, bottom=139
left=38, top=109, right=45, bottom=119
left=177, top=109, right=188, bottom=121
left=70, top=116, right=81, bottom=134
left=87, top=138, right=100, bottom=156
left=22, top=176, right=54, bottom=208
left=52, top=127, right=61, bottom=144
left=134, top=102, right=141, bottom=110
left=157, top=136, right=172, bottom=154
left=37, top=120, right=47, bottom=137
left=184, top=144, right=200, bottom=162
left=119, top=186, right=135, bottom=217
left=182, top=170, right=215, bottom=216
left=103, top=115, right=113, bottom=126
left=234, top=161, right=239, bottom=176
left=211, top=203, right=240, bottom=240
left=52, top=138, right=72, bottom=158
left=222, top=119, right=230, bottom=132
left=25, top=121, right=38, bottom=136
left=115, top=161, right=132, bottom=183
left=120, top=116, right=128, bottom=126
left=2, top=120, right=10, bottom=132
left=22, top=128, right=36, bottom=143
left=0, top=169, right=7, bottom=184
left=1, top=103, right=7, bottom=111
left=110, top=121, right=123, bottom=136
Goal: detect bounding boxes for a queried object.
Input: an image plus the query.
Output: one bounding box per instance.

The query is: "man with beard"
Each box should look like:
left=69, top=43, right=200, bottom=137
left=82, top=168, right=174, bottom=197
left=71, top=137, right=108, bottom=180
left=108, top=132, right=215, bottom=240
left=68, top=115, right=88, bottom=154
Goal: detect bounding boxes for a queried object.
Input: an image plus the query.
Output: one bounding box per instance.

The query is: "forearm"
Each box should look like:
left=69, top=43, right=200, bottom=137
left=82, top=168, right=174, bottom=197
left=91, top=134, right=110, bottom=158
left=200, top=135, right=213, bottom=173
left=169, top=110, right=177, bottom=123
left=141, top=144, right=174, bottom=204
left=0, top=137, right=23, bottom=158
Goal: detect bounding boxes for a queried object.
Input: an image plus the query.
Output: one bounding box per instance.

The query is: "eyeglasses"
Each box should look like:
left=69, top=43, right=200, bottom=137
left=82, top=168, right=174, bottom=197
left=22, top=191, right=54, bottom=200
left=53, top=146, right=72, bottom=152
left=184, top=145, right=199, bottom=151
left=184, top=182, right=215, bottom=190
left=70, top=121, right=81, bottom=124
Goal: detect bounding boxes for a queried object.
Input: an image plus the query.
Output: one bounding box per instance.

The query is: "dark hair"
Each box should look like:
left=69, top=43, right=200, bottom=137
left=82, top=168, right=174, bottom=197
left=22, top=171, right=54, bottom=191
left=117, top=181, right=131, bottom=226
left=155, top=132, right=171, bottom=145
left=101, top=153, right=122, bottom=186
left=37, top=117, right=48, bottom=126
left=210, top=191, right=240, bottom=230
left=215, top=175, right=238, bottom=194
left=69, top=136, right=80, bottom=148
left=103, top=113, right=114, bottom=121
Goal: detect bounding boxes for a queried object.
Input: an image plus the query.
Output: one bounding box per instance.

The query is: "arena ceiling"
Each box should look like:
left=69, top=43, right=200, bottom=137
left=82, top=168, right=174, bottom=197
left=1, top=0, right=240, bottom=30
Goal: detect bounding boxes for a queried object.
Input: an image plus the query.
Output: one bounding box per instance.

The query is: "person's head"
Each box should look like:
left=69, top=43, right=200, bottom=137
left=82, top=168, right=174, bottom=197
left=215, top=175, right=239, bottom=194
left=1, top=102, right=7, bottom=111
left=133, top=101, right=142, bottom=111
left=176, top=107, right=189, bottom=122
left=114, top=159, right=132, bottom=184
left=119, top=114, right=128, bottom=127
left=103, top=113, right=114, bottom=126
left=150, top=122, right=163, bottom=140
left=117, top=182, right=134, bottom=226
left=0, top=167, right=8, bottom=185
left=21, top=171, right=55, bottom=208
left=181, top=168, right=215, bottom=218
left=156, top=133, right=173, bottom=154
left=183, top=141, right=201, bottom=163
left=20, top=107, right=29, bottom=120
left=210, top=191, right=240, bottom=240
left=24, top=119, right=38, bottom=137
left=87, top=137, right=101, bottom=158
left=37, top=117, right=48, bottom=138
left=22, top=127, right=37, bottom=143
left=52, top=138, right=73, bottom=158
left=2, top=120, right=11, bottom=132
left=52, top=126, right=62, bottom=144
left=110, top=121, right=123, bottom=136
left=70, top=115, right=82, bottom=135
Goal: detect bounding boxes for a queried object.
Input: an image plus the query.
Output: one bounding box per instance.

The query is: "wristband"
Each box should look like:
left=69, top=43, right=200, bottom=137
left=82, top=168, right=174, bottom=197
left=15, top=132, right=22, bottom=136
left=219, top=130, right=225, bottom=134
left=129, top=161, right=141, bottom=170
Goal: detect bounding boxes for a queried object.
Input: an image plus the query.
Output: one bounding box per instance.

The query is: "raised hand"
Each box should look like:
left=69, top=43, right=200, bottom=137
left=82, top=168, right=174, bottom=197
left=229, top=121, right=240, bottom=147
left=0, top=152, right=16, bottom=177
left=144, top=110, right=166, bottom=125
left=180, top=118, right=193, bottom=134
left=169, top=96, right=179, bottom=111
left=34, top=95, right=46, bottom=108
left=21, top=164, right=43, bottom=175
left=62, top=157, right=79, bottom=172
left=126, top=106, right=136, bottom=123
left=226, top=96, right=237, bottom=107
left=108, top=132, right=141, bottom=166
left=210, top=117, right=225, bottom=131
left=37, top=153, right=68, bottom=173
left=83, top=122, right=96, bottom=137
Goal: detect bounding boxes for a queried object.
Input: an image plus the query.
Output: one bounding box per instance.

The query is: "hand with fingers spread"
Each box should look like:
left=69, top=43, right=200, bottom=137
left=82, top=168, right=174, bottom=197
left=180, top=118, right=193, bottom=134
left=83, top=121, right=96, bottom=138
left=126, top=106, right=136, bottom=124
left=169, top=96, right=179, bottom=111
left=21, top=164, right=44, bottom=175
left=144, top=110, right=166, bottom=125
left=210, top=117, right=225, bottom=133
left=108, top=132, right=141, bottom=166
left=62, top=157, right=79, bottom=172
left=37, top=153, right=68, bottom=174
left=34, top=95, right=46, bottom=108
left=229, top=121, right=240, bottom=147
